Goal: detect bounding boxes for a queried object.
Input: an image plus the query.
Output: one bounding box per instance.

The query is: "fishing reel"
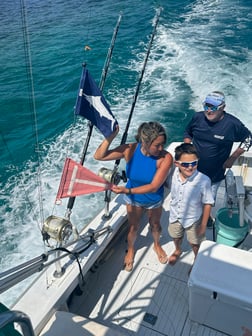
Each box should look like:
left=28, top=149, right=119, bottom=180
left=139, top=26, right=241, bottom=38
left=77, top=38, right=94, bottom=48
left=98, top=167, right=127, bottom=184
left=42, top=215, right=73, bottom=244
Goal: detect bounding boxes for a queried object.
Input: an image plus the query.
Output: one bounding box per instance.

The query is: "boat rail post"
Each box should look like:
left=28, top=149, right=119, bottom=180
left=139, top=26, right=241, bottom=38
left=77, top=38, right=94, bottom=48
left=235, top=175, right=245, bottom=226
left=53, top=247, right=66, bottom=278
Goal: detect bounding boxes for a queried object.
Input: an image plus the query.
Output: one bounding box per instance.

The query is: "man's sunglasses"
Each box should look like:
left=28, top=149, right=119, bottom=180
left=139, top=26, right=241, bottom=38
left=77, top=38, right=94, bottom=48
left=176, top=160, right=198, bottom=168
left=203, top=103, right=222, bottom=112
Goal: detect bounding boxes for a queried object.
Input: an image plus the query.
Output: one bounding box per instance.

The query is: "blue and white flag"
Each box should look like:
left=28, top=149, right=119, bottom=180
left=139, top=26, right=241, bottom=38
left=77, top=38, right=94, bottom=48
left=75, top=67, right=118, bottom=138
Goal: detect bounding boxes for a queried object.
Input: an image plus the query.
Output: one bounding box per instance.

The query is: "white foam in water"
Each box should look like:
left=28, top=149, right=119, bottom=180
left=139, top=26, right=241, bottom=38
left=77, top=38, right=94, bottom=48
left=0, top=97, right=135, bottom=307
left=1, top=0, right=252, bottom=306
left=147, top=0, right=252, bottom=125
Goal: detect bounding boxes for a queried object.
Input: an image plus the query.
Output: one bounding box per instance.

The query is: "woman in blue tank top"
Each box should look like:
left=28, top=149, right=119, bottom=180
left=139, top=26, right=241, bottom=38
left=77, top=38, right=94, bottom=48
left=94, top=122, right=173, bottom=271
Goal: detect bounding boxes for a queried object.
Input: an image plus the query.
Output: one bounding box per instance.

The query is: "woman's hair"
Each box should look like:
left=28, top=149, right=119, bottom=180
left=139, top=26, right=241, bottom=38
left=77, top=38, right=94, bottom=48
left=135, top=122, right=167, bottom=145
left=174, top=143, right=198, bottom=160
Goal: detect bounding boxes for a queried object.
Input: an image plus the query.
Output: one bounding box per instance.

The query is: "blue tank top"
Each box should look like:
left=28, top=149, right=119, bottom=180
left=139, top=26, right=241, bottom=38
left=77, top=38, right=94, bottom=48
left=126, top=143, right=164, bottom=204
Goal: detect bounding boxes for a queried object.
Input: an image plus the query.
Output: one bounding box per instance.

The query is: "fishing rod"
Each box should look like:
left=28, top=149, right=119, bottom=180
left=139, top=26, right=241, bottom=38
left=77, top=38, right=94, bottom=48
left=64, top=13, right=122, bottom=220
left=102, top=8, right=162, bottom=218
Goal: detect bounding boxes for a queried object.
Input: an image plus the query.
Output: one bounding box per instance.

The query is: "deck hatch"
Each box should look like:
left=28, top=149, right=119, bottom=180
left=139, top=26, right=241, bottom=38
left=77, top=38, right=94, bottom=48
left=118, top=267, right=188, bottom=335
left=143, top=312, right=157, bottom=325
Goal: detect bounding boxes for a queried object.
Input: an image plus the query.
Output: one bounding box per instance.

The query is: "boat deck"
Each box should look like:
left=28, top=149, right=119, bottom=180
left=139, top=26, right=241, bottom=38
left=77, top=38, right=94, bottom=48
left=6, top=145, right=252, bottom=336
left=67, top=186, right=227, bottom=336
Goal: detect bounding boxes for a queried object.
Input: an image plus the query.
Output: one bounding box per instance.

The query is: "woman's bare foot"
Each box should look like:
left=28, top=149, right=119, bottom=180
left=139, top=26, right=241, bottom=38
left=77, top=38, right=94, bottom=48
left=124, top=249, right=135, bottom=272
left=153, top=244, right=168, bottom=264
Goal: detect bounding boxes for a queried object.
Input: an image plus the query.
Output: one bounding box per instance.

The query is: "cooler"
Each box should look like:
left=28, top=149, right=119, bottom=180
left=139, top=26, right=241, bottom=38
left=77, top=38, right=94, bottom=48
left=188, top=240, right=252, bottom=336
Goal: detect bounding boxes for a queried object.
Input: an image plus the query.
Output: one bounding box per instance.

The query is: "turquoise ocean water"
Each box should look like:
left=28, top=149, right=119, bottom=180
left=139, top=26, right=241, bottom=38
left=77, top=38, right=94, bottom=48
left=0, top=0, right=252, bottom=306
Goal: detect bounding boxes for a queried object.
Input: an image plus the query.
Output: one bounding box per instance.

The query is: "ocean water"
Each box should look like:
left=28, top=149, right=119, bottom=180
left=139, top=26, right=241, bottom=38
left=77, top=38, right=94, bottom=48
left=0, top=0, right=251, bottom=306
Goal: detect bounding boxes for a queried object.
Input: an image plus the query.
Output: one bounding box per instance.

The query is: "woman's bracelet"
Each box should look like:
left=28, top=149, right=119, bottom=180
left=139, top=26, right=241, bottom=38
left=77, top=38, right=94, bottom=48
left=128, top=188, right=132, bottom=195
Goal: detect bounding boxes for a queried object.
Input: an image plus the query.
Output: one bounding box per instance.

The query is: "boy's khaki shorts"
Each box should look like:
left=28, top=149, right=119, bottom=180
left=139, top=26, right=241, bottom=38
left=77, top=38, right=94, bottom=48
left=168, top=219, right=206, bottom=245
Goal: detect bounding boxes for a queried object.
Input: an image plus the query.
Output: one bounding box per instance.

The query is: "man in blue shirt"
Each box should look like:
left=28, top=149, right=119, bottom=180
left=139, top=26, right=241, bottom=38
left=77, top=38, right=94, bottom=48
left=184, top=91, right=252, bottom=226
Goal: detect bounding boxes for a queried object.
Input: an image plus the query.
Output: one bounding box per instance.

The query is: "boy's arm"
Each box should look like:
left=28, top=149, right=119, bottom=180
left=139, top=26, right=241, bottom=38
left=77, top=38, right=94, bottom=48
left=197, top=204, right=212, bottom=236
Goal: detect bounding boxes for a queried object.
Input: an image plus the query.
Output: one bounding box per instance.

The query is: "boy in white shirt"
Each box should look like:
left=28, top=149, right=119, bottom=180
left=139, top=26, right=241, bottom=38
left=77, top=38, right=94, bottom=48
left=168, top=143, right=214, bottom=270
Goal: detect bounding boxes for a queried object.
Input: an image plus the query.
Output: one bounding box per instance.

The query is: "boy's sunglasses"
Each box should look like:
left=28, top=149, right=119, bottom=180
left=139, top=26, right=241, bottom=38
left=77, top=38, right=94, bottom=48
left=176, top=160, right=198, bottom=168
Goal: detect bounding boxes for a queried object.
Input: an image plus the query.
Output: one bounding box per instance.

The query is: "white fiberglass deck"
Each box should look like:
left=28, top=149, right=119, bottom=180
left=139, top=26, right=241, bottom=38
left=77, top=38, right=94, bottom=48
left=67, top=189, right=227, bottom=336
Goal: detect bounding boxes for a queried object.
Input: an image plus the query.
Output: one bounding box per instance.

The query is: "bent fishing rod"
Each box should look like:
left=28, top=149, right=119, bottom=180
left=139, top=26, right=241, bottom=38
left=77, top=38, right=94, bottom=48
left=102, top=7, right=162, bottom=218
left=64, top=13, right=122, bottom=220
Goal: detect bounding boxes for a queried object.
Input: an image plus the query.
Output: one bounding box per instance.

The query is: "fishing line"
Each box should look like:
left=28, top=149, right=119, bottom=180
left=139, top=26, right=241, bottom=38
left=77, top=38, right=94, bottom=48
left=20, top=0, right=45, bottom=231
left=20, top=2, right=63, bottom=294
left=0, top=1, right=44, bottom=233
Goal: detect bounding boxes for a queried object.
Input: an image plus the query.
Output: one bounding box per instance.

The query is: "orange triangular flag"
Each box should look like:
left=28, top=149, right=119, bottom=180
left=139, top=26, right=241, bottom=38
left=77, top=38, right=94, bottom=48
left=56, top=158, right=113, bottom=201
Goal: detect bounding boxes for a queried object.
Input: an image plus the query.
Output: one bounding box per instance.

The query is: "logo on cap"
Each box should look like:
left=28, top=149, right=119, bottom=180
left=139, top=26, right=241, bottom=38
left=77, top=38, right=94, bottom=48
left=204, top=92, right=225, bottom=107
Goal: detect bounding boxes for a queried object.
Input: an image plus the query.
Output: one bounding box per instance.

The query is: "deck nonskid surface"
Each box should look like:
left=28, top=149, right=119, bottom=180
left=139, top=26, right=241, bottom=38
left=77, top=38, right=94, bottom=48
left=69, top=193, right=224, bottom=335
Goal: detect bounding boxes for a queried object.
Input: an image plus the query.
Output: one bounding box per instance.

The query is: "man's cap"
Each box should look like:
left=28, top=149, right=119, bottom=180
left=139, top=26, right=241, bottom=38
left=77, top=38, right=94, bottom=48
left=204, top=92, right=225, bottom=107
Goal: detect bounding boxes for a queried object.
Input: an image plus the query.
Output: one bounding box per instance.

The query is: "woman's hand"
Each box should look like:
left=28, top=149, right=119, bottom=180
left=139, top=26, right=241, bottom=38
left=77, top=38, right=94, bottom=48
left=94, top=125, right=120, bottom=160
left=108, top=125, right=119, bottom=141
left=112, top=185, right=128, bottom=194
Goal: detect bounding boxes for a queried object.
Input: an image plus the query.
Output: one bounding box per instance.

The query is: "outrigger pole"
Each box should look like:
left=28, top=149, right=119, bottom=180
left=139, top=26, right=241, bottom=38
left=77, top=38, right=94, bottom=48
left=64, top=13, right=122, bottom=220
left=103, top=7, right=162, bottom=218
